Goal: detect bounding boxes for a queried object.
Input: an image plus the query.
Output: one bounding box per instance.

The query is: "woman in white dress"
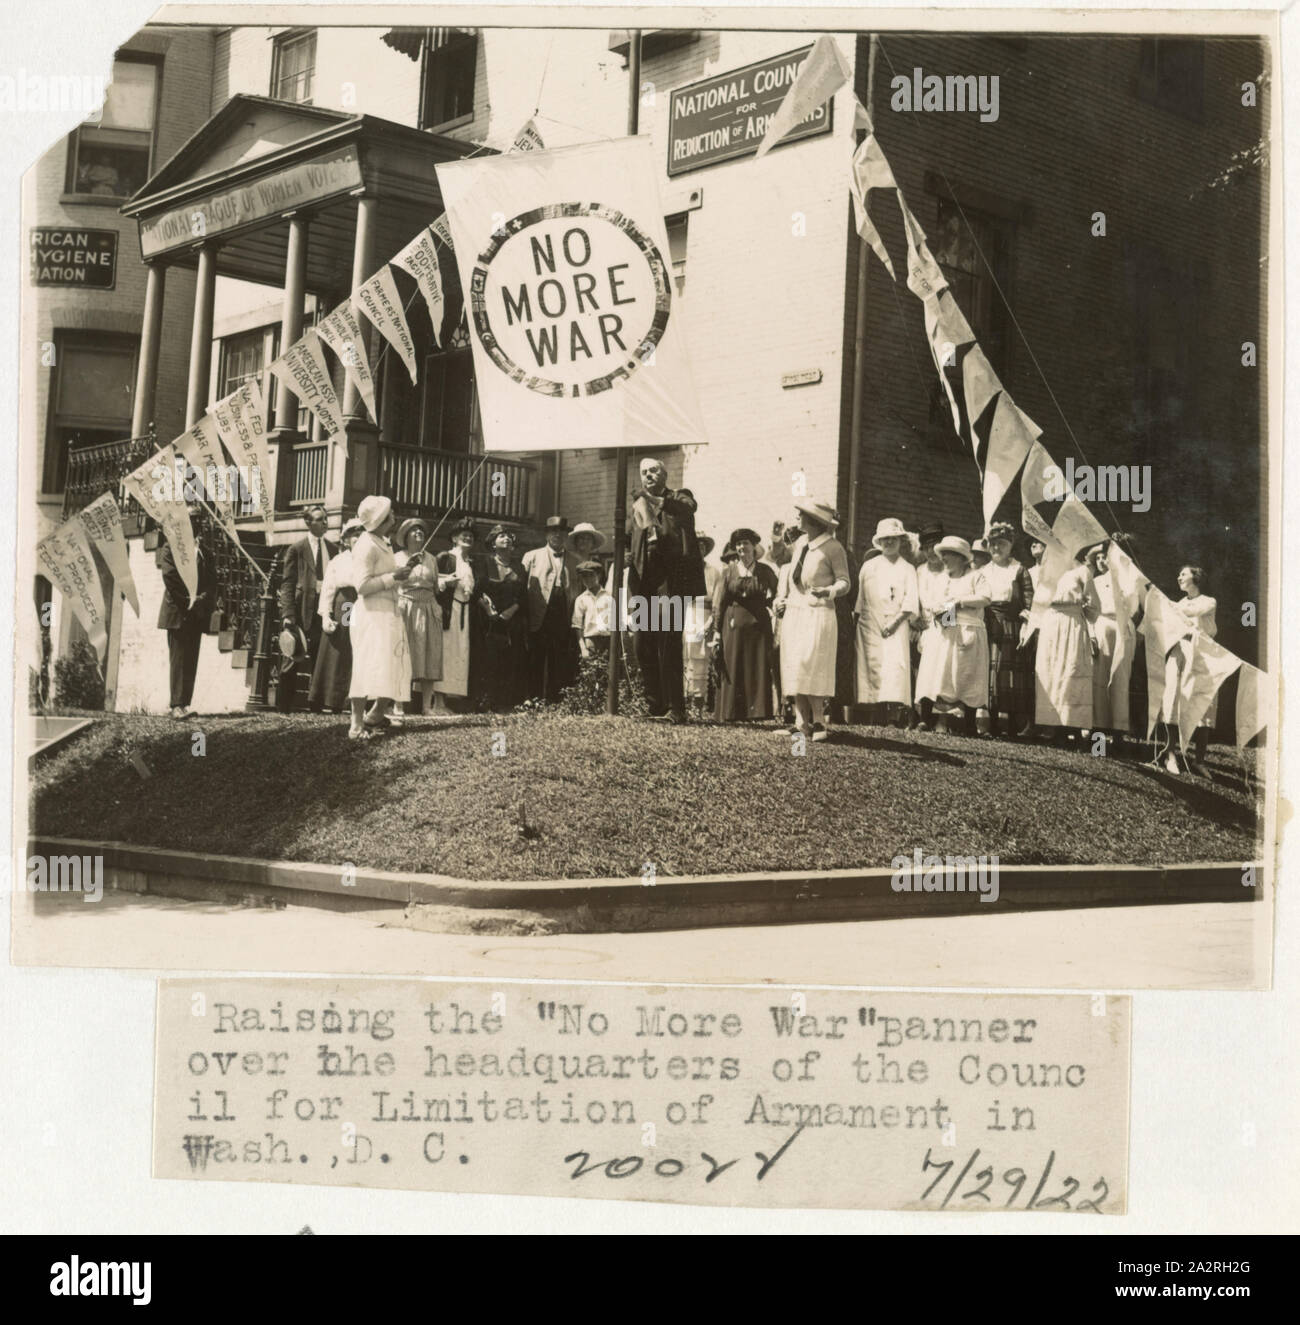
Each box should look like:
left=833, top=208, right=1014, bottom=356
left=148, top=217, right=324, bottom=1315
left=682, top=533, right=719, bottom=715
left=912, top=525, right=950, bottom=731
left=348, top=495, right=413, bottom=740
left=1156, top=565, right=1219, bottom=774
left=854, top=517, right=919, bottom=725
left=774, top=498, right=851, bottom=743
left=433, top=517, right=479, bottom=711
left=1034, top=548, right=1101, bottom=742
left=1085, top=542, right=1120, bottom=737
left=917, top=537, right=991, bottom=735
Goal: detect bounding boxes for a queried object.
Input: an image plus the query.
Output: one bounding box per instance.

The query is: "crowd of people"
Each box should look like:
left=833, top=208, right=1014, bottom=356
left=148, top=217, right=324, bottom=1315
left=221, top=464, right=1217, bottom=774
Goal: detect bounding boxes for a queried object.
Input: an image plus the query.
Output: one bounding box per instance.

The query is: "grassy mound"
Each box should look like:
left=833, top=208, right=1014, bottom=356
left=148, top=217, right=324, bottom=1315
left=30, top=712, right=1262, bottom=880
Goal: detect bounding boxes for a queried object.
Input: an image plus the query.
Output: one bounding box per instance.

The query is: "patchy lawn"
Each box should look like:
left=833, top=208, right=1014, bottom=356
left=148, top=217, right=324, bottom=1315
left=29, top=711, right=1263, bottom=879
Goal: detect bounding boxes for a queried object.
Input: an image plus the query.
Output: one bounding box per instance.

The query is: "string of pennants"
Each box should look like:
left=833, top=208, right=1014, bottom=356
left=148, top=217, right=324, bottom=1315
left=754, top=36, right=1269, bottom=750
left=36, top=119, right=546, bottom=670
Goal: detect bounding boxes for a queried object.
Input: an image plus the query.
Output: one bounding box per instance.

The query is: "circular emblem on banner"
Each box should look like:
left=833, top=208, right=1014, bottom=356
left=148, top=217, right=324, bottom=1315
left=469, top=203, right=671, bottom=398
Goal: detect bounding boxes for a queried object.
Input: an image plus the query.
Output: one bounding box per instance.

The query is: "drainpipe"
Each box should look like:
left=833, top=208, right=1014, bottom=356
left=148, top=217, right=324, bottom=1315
left=845, top=34, right=878, bottom=555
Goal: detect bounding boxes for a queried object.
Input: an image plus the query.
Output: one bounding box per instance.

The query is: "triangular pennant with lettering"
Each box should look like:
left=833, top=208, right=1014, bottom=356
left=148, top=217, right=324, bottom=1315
left=317, top=300, right=378, bottom=421
left=210, top=383, right=275, bottom=535
left=122, top=445, right=200, bottom=600
left=923, top=290, right=977, bottom=444
left=755, top=34, right=850, bottom=159
left=354, top=266, right=418, bottom=385
left=174, top=414, right=238, bottom=537
left=76, top=491, right=139, bottom=615
left=392, top=226, right=446, bottom=344
left=1050, top=492, right=1108, bottom=561
left=431, top=213, right=453, bottom=250
left=899, top=197, right=948, bottom=302
left=1019, top=439, right=1061, bottom=546
left=268, top=329, right=348, bottom=456
left=36, top=516, right=109, bottom=656
left=510, top=117, right=545, bottom=153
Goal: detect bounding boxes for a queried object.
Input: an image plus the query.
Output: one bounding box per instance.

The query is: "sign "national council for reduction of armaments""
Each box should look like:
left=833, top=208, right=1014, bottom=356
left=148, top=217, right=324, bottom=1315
left=667, top=45, right=835, bottom=176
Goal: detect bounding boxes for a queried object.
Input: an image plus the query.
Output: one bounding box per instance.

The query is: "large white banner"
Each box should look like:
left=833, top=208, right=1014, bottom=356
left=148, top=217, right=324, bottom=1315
left=435, top=137, right=708, bottom=453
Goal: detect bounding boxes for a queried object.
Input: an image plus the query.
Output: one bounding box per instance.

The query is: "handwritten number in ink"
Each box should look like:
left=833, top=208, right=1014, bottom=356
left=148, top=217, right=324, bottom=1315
left=1037, top=1175, right=1079, bottom=1210
left=920, top=1147, right=954, bottom=1200
left=1001, top=1166, right=1027, bottom=1207
left=963, top=1166, right=994, bottom=1203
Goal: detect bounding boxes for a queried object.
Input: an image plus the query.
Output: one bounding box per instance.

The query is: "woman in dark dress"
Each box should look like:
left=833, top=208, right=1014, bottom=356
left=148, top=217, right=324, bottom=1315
left=475, top=525, right=528, bottom=712
left=308, top=519, right=362, bottom=712
left=712, top=528, right=778, bottom=721
left=981, top=521, right=1029, bottom=737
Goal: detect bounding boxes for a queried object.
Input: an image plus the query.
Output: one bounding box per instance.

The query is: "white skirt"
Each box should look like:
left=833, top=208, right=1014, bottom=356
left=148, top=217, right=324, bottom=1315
left=349, top=589, right=412, bottom=702
left=920, top=623, right=989, bottom=710
left=856, top=615, right=912, bottom=705
left=434, top=598, right=472, bottom=697
left=780, top=603, right=837, bottom=696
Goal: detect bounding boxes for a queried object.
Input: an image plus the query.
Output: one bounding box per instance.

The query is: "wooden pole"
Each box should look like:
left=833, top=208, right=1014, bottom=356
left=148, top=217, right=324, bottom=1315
left=606, top=29, right=642, bottom=716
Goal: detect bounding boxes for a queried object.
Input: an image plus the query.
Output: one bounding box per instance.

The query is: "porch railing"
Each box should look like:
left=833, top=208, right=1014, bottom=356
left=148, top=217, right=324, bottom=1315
left=62, top=433, right=155, bottom=526
left=378, top=444, right=539, bottom=523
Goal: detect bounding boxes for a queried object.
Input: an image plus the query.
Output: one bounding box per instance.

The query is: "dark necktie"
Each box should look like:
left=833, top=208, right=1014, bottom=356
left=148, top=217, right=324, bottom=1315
left=792, top=543, right=809, bottom=590
left=313, top=540, right=322, bottom=578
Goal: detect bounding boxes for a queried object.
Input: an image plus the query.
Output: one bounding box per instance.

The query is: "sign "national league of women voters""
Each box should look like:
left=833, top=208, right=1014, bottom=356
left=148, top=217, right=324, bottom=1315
left=436, top=137, right=709, bottom=453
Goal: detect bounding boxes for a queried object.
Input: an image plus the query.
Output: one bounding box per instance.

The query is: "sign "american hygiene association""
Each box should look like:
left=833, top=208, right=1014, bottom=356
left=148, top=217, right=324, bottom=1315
left=667, top=45, right=835, bottom=176
left=435, top=137, right=708, bottom=453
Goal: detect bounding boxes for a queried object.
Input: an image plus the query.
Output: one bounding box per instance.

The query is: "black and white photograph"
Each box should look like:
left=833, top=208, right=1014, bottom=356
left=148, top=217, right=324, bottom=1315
left=2, top=1, right=1294, bottom=1248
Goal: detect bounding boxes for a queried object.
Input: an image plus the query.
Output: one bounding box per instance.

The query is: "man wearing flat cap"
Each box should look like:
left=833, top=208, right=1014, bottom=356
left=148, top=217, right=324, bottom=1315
left=522, top=515, right=580, bottom=702
left=277, top=505, right=334, bottom=711
left=628, top=457, right=706, bottom=722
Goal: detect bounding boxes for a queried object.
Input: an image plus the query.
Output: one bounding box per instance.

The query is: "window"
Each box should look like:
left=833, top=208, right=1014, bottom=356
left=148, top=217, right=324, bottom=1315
left=665, top=214, right=688, bottom=296
left=1138, top=39, right=1204, bottom=120
left=271, top=29, right=316, bottom=104
left=65, top=53, right=158, bottom=199
left=930, top=196, right=1013, bottom=378
left=218, top=328, right=268, bottom=399
left=419, top=325, right=478, bottom=451
left=43, top=333, right=138, bottom=493
left=420, top=28, right=478, bottom=129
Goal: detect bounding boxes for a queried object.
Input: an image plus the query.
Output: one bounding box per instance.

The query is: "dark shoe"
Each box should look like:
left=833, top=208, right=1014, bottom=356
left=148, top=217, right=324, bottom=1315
left=811, top=723, right=829, bottom=742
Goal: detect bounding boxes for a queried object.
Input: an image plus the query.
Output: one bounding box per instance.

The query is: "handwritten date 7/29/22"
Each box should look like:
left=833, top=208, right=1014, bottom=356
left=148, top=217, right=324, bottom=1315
left=919, top=1147, right=1111, bottom=1212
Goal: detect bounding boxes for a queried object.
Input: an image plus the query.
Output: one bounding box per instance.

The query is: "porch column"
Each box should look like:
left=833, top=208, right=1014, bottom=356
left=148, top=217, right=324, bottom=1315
left=131, top=261, right=166, bottom=437
left=271, top=211, right=310, bottom=509
left=341, top=190, right=382, bottom=511
left=185, top=243, right=217, bottom=427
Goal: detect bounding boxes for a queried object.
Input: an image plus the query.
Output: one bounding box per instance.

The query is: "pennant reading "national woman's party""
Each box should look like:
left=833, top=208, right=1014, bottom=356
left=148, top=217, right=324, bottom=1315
left=435, top=136, right=708, bottom=452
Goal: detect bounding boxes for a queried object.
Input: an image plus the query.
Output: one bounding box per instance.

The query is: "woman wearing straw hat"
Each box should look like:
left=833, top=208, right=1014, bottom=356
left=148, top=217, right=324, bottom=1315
left=393, top=517, right=446, bottom=724
left=916, top=536, right=992, bottom=735
left=347, top=496, right=413, bottom=740
left=1034, top=543, right=1101, bottom=744
left=308, top=517, right=363, bottom=714
left=774, top=498, right=851, bottom=742
left=854, top=518, right=920, bottom=726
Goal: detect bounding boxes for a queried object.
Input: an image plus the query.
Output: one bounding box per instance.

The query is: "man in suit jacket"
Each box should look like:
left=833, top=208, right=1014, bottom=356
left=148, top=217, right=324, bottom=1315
left=627, top=458, right=706, bottom=722
left=522, top=516, right=580, bottom=702
left=276, top=506, right=334, bottom=711
left=157, top=532, right=216, bottom=718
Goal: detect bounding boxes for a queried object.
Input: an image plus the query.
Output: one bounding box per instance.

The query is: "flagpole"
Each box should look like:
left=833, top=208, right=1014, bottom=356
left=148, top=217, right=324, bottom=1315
left=845, top=34, right=878, bottom=554
left=606, top=28, right=641, bottom=717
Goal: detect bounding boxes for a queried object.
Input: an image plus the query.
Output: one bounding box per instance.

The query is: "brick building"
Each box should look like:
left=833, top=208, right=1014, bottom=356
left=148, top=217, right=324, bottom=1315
left=27, top=23, right=1268, bottom=714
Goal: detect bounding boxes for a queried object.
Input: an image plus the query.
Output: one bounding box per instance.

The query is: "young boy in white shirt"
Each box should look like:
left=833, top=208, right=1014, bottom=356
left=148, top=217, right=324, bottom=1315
left=571, top=560, right=614, bottom=659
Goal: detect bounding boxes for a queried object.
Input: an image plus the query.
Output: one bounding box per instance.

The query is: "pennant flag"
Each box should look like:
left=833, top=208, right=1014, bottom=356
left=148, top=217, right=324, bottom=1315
left=435, top=136, right=708, bottom=452
left=76, top=491, right=139, bottom=615
left=853, top=98, right=873, bottom=131
left=923, top=290, right=977, bottom=445
left=354, top=266, right=418, bottom=385
left=961, top=345, right=1002, bottom=472
left=122, top=445, right=199, bottom=600
left=1176, top=631, right=1241, bottom=751
left=848, top=133, right=897, bottom=278
left=510, top=118, right=545, bottom=153
left=431, top=213, right=453, bottom=249
left=268, top=329, right=347, bottom=453
left=1020, top=440, right=1060, bottom=546
left=982, top=395, right=1040, bottom=527
left=1234, top=662, right=1270, bottom=746
left=211, top=382, right=275, bottom=535
left=1105, top=542, right=1149, bottom=622
left=174, top=414, right=237, bottom=536
left=1022, top=538, right=1074, bottom=645
left=317, top=301, right=378, bottom=420
left=36, top=516, right=109, bottom=656
left=1050, top=490, right=1108, bottom=560
left=392, top=226, right=446, bottom=343
left=899, top=198, right=948, bottom=302
left=1138, top=584, right=1190, bottom=738
left=756, top=35, right=850, bottom=159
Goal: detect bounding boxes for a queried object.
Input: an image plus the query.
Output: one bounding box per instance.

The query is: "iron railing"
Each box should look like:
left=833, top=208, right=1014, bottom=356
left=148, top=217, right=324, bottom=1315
left=378, top=444, right=538, bottom=522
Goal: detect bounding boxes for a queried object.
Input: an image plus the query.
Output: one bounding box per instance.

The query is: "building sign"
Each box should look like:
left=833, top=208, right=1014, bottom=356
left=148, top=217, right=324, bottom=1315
left=667, top=45, right=835, bottom=177
left=138, top=145, right=364, bottom=258
left=30, top=228, right=117, bottom=289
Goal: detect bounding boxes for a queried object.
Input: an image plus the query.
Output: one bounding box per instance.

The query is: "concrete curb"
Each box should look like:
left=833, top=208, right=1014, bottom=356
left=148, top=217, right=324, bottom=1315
left=25, top=836, right=1261, bottom=935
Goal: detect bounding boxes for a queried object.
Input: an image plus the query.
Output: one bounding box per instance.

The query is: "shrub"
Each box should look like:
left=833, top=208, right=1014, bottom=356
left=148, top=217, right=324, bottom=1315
left=53, top=639, right=105, bottom=711
left=553, top=645, right=651, bottom=717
